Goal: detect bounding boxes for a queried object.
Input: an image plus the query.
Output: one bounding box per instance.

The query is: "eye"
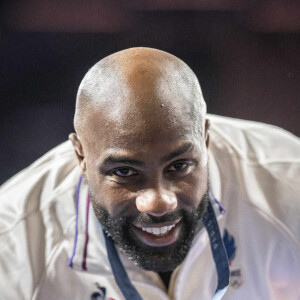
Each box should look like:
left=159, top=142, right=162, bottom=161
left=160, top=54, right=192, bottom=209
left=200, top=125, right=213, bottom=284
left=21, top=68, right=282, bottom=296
left=113, top=168, right=137, bottom=177
left=168, top=161, right=189, bottom=172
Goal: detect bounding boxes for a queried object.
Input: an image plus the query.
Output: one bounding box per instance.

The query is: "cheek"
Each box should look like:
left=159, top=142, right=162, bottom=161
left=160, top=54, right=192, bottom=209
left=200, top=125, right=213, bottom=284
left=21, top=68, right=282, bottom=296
left=176, top=167, right=208, bottom=209
left=83, top=152, right=133, bottom=216
left=87, top=175, right=137, bottom=217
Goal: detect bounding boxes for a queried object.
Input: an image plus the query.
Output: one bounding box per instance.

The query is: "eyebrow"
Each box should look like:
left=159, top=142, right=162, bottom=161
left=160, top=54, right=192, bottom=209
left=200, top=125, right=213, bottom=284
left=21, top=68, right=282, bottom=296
left=102, top=156, right=145, bottom=167
left=160, top=142, right=193, bottom=163
left=101, top=142, right=193, bottom=168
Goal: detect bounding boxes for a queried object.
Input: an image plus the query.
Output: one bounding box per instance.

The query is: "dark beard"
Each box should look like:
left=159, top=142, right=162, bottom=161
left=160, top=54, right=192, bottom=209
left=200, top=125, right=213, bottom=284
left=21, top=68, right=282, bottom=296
left=91, top=190, right=209, bottom=272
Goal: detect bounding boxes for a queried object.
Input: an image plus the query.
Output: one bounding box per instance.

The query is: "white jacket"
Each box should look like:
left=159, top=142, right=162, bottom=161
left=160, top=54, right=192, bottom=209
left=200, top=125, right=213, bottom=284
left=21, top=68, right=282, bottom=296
left=0, top=115, right=299, bottom=300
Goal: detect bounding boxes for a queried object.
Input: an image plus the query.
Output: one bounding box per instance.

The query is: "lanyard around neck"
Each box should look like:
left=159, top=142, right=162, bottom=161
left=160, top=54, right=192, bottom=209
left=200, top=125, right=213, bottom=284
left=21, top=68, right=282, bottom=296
left=202, top=198, right=229, bottom=299
left=103, top=197, right=229, bottom=300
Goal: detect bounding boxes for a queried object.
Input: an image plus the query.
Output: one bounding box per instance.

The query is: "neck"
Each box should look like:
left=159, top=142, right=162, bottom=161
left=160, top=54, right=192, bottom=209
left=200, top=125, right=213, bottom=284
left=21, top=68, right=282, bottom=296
left=158, top=271, right=173, bottom=289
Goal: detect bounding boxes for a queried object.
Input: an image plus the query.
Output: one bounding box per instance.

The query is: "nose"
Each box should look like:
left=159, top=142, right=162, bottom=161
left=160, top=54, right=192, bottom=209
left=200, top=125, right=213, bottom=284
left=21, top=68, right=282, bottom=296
left=135, top=189, right=177, bottom=217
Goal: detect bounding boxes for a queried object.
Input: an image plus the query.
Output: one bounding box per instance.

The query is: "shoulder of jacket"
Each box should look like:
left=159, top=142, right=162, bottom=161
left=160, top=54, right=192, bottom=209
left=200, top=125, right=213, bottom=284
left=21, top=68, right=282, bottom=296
left=0, top=141, right=79, bottom=233
left=207, top=114, right=300, bottom=164
left=207, top=115, right=300, bottom=250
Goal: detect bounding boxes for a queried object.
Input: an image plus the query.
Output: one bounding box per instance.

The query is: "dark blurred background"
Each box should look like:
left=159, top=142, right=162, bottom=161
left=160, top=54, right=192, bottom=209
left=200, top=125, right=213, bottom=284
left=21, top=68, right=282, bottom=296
left=1, top=0, right=299, bottom=184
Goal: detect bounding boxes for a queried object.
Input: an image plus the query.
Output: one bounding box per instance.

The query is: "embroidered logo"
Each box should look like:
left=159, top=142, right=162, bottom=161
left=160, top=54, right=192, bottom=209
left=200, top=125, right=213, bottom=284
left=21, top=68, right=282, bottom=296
left=223, top=229, right=243, bottom=289
left=90, top=283, right=116, bottom=300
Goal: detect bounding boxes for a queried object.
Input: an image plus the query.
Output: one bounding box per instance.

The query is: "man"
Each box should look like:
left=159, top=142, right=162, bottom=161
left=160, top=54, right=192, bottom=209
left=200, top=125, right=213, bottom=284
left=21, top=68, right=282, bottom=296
left=0, top=47, right=299, bottom=300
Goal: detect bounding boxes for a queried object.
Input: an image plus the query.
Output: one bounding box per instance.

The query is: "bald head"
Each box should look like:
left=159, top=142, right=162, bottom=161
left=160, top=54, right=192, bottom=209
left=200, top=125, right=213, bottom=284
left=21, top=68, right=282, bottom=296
left=74, top=47, right=206, bottom=139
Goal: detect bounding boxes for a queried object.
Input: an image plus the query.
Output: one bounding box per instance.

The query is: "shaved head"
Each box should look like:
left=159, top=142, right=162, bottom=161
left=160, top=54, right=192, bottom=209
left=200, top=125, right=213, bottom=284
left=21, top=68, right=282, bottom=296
left=74, top=47, right=206, bottom=139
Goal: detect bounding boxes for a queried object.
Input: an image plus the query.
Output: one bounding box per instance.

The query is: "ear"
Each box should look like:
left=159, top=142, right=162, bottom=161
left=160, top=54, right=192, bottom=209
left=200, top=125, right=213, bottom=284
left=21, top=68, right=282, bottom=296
left=205, top=118, right=210, bottom=148
left=69, top=133, right=86, bottom=174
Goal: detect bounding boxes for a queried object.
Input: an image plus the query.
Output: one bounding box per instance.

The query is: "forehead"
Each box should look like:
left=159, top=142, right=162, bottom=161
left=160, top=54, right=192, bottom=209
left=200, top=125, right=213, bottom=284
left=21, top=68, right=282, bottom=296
left=81, top=104, right=202, bottom=161
left=93, top=105, right=195, bottom=143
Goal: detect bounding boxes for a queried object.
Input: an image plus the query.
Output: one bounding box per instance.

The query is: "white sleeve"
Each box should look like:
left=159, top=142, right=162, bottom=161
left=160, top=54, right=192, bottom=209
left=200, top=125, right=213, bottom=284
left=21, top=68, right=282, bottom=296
left=0, top=195, right=45, bottom=300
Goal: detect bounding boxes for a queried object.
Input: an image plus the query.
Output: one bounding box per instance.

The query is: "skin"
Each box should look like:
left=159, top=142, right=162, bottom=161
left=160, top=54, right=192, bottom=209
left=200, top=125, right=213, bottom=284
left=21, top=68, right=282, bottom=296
left=69, top=47, right=210, bottom=277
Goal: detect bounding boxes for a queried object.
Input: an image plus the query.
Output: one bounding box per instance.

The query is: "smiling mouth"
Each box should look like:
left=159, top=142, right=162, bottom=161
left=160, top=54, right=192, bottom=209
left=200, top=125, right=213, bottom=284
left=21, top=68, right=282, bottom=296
left=131, top=219, right=182, bottom=247
left=140, top=224, right=176, bottom=236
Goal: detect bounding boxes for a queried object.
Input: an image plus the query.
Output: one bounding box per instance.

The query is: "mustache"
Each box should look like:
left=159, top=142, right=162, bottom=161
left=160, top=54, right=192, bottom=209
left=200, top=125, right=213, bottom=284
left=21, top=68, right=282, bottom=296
left=94, top=205, right=196, bottom=229
left=130, top=210, right=184, bottom=225
left=91, top=189, right=209, bottom=227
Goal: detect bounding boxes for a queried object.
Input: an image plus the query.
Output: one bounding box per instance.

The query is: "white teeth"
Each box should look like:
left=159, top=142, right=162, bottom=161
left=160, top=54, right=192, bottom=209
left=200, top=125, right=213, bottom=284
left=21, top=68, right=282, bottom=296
left=153, top=228, right=160, bottom=235
left=141, top=224, right=175, bottom=236
left=160, top=226, right=168, bottom=234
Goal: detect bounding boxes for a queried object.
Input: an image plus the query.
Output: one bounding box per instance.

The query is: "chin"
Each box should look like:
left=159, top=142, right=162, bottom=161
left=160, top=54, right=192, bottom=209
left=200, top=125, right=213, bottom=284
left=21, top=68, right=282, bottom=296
left=116, top=221, right=197, bottom=273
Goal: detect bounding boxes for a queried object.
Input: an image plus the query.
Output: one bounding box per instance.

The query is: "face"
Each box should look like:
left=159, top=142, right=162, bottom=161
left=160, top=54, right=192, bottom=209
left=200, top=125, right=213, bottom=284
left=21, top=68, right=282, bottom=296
left=71, top=106, right=209, bottom=272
